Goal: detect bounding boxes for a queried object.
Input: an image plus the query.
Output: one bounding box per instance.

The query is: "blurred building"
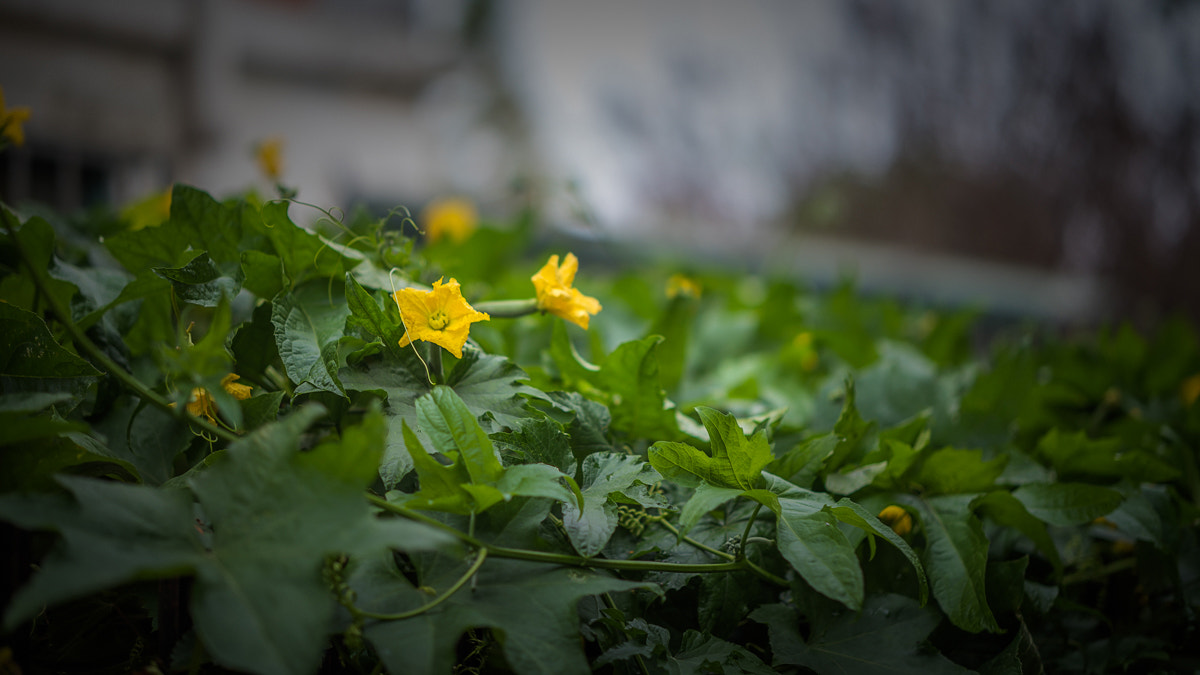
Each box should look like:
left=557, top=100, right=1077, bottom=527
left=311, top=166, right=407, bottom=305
left=0, top=0, right=521, bottom=213
left=2, top=0, right=1198, bottom=326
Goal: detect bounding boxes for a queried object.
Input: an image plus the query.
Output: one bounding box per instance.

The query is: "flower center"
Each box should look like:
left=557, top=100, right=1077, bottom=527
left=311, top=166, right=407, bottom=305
left=428, top=310, right=450, bottom=331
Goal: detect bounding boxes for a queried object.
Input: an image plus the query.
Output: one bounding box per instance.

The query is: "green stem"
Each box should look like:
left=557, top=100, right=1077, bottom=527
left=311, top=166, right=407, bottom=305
left=2, top=214, right=238, bottom=444
left=656, top=519, right=736, bottom=561
left=473, top=298, right=540, bottom=319
left=738, top=503, right=763, bottom=560
left=355, top=548, right=488, bottom=621
left=366, top=496, right=787, bottom=583
left=429, top=344, right=443, bottom=385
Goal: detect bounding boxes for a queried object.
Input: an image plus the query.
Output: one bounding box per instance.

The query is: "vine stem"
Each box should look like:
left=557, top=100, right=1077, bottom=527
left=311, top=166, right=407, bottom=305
left=354, top=548, right=488, bottom=621
left=2, top=213, right=238, bottom=444
left=473, top=298, right=539, bottom=319
left=655, top=519, right=736, bottom=561
left=367, top=495, right=787, bottom=584
left=738, top=503, right=763, bottom=560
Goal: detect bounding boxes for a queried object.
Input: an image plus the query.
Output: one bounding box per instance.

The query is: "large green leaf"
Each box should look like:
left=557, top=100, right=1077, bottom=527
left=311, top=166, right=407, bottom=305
left=0, top=302, right=101, bottom=399
left=105, top=184, right=258, bottom=271
left=667, top=630, right=776, bottom=674
left=1011, top=482, right=1123, bottom=526
left=972, top=490, right=1063, bottom=573
left=0, top=477, right=204, bottom=630
left=340, top=347, right=542, bottom=487
left=188, top=405, right=451, bottom=675
left=828, top=498, right=929, bottom=605
left=153, top=251, right=242, bottom=307
left=648, top=406, right=773, bottom=490
left=912, top=447, right=1008, bottom=495
left=562, top=452, right=661, bottom=557
left=256, top=201, right=355, bottom=285
left=901, top=493, right=1000, bottom=633
left=395, top=387, right=579, bottom=516
left=0, top=406, right=452, bottom=675
left=272, top=281, right=350, bottom=396
left=751, top=594, right=972, bottom=673
left=1034, top=429, right=1180, bottom=483
left=358, top=555, right=654, bottom=675
left=774, top=497, right=864, bottom=611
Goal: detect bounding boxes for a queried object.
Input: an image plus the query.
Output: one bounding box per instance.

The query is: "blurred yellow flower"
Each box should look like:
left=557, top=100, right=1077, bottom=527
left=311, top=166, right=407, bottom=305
left=256, top=137, right=284, bottom=180
left=666, top=274, right=702, bottom=299
left=1182, top=373, right=1200, bottom=407
left=180, top=374, right=253, bottom=425
left=422, top=197, right=478, bottom=244
left=393, top=278, right=490, bottom=358
left=122, top=188, right=172, bottom=231
left=532, top=253, right=602, bottom=330
left=0, top=86, right=32, bottom=147
left=878, top=505, right=913, bottom=536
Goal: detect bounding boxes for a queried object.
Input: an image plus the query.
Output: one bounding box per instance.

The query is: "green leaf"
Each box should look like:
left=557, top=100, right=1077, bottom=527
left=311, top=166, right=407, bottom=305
left=272, top=281, right=350, bottom=396
left=751, top=594, right=972, bottom=674
left=677, top=482, right=745, bottom=537
left=822, top=378, right=876, bottom=474
left=105, top=184, right=257, bottom=271
left=648, top=406, right=775, bottom=491
left=240, top=249, right=285, bottom=299
left=399, top=389, right=579, bottom=516
left=544, top=391, right=613, bottom=461
left=399, top=419, right=476, bottom=513
left=418, top=385, right=504, bottom=485
left=187, top=405, right=452, bottom=675
left=344, top=272, right=405, bottom=358
left=901, top=493, right=1000, bottom=633
left=492, top=417, right=576, bottom=476
left=972, top=490, right=1062, bottom=573
left=562, top=452, right=661, bottom=557
left=1035, top=429, right=1179, bottom=483
left=0, top=400, right=138, bottom=492
left=153, top=251, right=242, bottom=307
left=668, top=630, right=776, bottom=674
left=0, top=477, right=204, bottom=631
left=829, top=498, right=929, bottom=605
left=358, top=556, right=654, bottom=675
left=0, top=301, right=101, bottom=400
left=256, top=201, right=355, bottom=284
left=912, top=447, right=1008, bottom=495
left=1011, top=482, right=1123, bottom=526
left=696, top=407, right=774, bottom=490
left=90, top=398, right=192, bottom=486
left=775, top=497, right=864, bottom=610
left=341, top=347, right=542, bottom=487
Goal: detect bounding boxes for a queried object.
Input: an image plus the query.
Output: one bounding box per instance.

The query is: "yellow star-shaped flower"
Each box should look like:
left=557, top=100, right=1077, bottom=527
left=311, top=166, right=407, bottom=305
left=0, top=86, right=32, bottom=148
left=182, top=374, right=253, bottom=424
left=531, top=253, right=602, bottom=330
left=255, top=137, right=284, bottom=180
left=393, top=278, right=490, bottom=358
left=422, top=197, right=478, bottom=244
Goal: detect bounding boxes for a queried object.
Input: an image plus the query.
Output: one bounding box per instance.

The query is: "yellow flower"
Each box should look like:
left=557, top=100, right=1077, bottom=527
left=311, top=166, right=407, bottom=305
left=181, top=374, right=253, bottom=424
left=122, top=187, right=172, bottom=231
left=531, top=253, right=602, bottom=330
left=422, top=197, right=478, bottom=244
left=1182, top=373, right=1200, bottom=407
left=0, top=86, right=32, bottom=147
left=666, top=274, right=702, bottom=299
left=393, top=278, right=490, bottom=358
left=878, top=505, right=913, bottom=536
left=256, top=137, right=284, bottom=180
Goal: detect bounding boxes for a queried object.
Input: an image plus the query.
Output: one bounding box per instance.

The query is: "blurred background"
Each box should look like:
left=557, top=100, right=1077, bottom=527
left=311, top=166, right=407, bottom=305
left=1, top=0, right=1198, bottom=327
